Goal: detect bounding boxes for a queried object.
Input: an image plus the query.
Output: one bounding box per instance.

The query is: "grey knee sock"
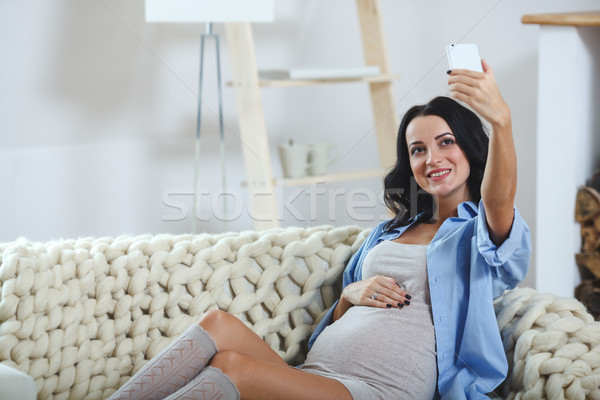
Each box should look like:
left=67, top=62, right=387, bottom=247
left=109, top=325, right=217, bottom=400
left=163, top=366, right=240, bottom=400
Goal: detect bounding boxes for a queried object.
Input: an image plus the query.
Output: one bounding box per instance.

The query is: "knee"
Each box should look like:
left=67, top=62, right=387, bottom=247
left=209, top=350, right=244, bottom=380
left=199, top=309, right=231, bottom=330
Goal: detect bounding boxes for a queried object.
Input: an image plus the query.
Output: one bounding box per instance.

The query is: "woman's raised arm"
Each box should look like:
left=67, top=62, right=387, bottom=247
left=447, top=59, right=516, bottom=245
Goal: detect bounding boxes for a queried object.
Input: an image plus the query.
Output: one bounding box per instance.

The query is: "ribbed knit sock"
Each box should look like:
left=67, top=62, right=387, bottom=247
left=109, top=325, right=217, bottom=400
left=163, top=366, right=240, bottom=400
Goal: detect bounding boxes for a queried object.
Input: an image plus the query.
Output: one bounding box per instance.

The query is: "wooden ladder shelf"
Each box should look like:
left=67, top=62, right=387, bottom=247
left=225, top=0, right=399, bottom=230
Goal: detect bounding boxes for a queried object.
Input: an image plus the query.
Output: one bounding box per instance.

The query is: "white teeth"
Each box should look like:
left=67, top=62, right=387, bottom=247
left=430, top=170, right=450, bottom=177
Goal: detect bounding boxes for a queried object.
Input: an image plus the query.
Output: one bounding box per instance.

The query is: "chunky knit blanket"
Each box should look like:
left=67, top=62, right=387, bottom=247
left=494, top=287, right=600, bottom=399
left=2, top=226, right=600, bottom=399
left=0, top=226, right=369, bottom=400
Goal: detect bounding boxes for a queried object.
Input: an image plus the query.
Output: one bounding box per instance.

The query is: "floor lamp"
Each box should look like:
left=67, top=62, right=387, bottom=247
left=145, top=0, right=274, bottom=233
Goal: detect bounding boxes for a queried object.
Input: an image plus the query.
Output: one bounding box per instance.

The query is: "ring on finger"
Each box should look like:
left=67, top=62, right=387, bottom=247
left=371, top=292, right=379, bottom=300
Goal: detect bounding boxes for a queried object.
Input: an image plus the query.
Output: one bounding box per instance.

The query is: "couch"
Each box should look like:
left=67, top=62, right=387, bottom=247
left=1, top=226, right=599, bottom=399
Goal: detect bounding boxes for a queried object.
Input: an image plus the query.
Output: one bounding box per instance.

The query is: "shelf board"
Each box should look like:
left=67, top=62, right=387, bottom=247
left=522, top=12, right=600, bottom=27
left=227, top=74, right=400, bottom=88
left=241, top=168, right=387, bottom=187
left=275, top=168, right=387, bottom=187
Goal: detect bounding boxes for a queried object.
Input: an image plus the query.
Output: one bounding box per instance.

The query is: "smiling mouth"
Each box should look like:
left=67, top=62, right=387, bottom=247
left=428, top=169, right=451, bottom=178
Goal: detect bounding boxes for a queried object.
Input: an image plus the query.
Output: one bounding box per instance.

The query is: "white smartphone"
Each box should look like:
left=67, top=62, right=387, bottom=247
left=446, top=43, right=483, bottom=72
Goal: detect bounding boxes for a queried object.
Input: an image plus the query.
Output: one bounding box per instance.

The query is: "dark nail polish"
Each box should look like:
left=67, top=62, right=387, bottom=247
left=404, top=300, right=411, bottom=305
left=405, top=295, right=412, bottom=300
left=397, top=303, right=404, bottom=308
left=446, top=70, right=452, bottom=75
left=395, top=281, right=402, bottom=287
left=386, top=304, right=392, bottom=308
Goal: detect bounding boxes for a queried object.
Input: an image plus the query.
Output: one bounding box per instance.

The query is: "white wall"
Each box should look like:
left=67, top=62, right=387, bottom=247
left=2, top=0, right=599, bottom=290
left=533, top=25, right=600, bottom=298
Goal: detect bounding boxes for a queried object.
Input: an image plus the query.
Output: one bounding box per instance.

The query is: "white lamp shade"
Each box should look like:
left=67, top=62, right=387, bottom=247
left=145, top=0, right=274, bottom=22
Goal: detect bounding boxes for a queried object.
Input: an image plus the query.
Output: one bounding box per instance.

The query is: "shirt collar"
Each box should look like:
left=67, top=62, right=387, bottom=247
left=378, top=200, right=478, bottom=242
left=457, top=200, right=478, bottom=219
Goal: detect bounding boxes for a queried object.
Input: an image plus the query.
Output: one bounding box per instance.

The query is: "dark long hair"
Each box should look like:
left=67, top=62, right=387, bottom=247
left=383, top=96, right=489, bottom=232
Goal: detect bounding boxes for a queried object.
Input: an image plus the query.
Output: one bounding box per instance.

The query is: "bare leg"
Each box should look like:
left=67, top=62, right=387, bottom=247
left=210, top=350, right=352, bottom=400
left=198, top=310, right=352, bottom=400
left=198, top=310, right=288, bottom=367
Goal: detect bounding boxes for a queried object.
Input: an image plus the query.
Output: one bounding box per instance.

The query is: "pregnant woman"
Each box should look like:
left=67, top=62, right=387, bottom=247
left=109, top=59, right=530, bottom=400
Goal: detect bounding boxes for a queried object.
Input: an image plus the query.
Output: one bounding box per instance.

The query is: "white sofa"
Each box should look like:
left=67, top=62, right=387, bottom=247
left=1, top=226, right=599, bottom=399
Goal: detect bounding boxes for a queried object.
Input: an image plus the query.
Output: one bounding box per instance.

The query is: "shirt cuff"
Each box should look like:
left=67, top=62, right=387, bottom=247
left=476, top=201, right=525, bottom=267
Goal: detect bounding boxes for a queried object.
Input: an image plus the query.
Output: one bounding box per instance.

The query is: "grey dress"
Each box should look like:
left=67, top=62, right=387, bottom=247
left=299, top=240, right=438, bottom=399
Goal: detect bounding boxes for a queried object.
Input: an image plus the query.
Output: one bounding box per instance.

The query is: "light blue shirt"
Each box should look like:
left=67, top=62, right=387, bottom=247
left=308, top=200, right=531, bottom=399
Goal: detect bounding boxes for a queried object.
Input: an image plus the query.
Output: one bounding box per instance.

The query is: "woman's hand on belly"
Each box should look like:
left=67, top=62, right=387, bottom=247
left=341, top=275, right=411, bottom=310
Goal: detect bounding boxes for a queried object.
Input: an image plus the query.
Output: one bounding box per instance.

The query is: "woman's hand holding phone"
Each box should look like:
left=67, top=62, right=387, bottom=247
left=447, top=59, right=510, bottom=129
left=446, top=44, right=509, bottom=128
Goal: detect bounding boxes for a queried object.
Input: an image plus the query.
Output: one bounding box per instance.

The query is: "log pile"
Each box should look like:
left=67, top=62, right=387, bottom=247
left=575, top=170, right=600, bottom=320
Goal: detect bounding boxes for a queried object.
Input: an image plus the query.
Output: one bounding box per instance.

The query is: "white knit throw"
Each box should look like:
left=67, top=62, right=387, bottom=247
left=494, top=287, right=600, bottom=399
left=0, top=226, right=369, bottom=400
left=3, top=226, right=600, bottom=399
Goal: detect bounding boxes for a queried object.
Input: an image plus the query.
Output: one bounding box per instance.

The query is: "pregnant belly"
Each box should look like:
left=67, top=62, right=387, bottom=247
left=303, top=305, right=436, bottom=375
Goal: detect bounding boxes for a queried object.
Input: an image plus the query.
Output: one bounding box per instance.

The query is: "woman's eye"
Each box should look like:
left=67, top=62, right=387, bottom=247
left=410, top=147, right=424, bottom=155
left=441, top=138, right=455, bottom=146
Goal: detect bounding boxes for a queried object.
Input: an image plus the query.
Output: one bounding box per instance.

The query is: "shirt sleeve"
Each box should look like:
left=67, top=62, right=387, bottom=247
left=475, top=201, right=532, bottom=296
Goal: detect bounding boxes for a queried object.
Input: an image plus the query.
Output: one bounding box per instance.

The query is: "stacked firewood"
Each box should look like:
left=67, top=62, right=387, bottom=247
left=575, top=170, right=600, bottom=320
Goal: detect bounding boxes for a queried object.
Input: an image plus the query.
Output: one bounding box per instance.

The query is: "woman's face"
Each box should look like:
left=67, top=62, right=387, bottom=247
left=405, top=115, right=471, bottom=202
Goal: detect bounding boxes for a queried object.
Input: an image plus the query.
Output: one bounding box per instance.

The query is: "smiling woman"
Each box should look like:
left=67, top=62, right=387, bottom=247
left=407, top=117, right=471, bottom=202
left=383, top=96, right=489, bottom=231
left=308, top=61, right=531, bottom=399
